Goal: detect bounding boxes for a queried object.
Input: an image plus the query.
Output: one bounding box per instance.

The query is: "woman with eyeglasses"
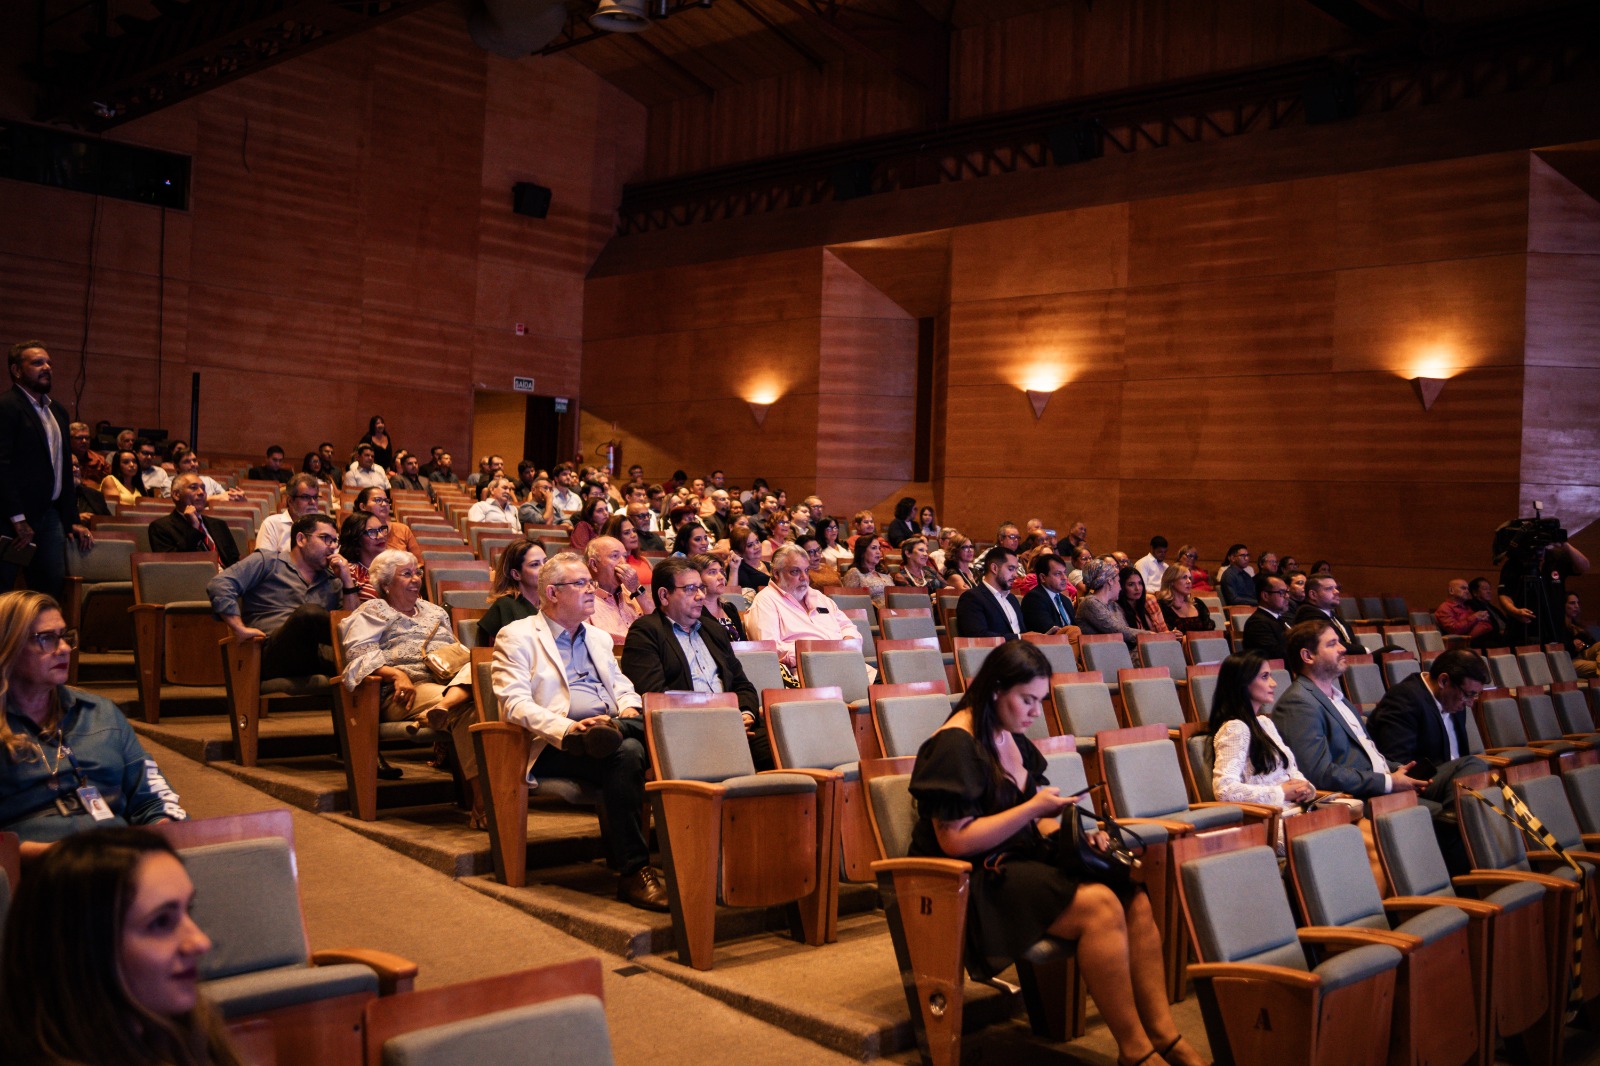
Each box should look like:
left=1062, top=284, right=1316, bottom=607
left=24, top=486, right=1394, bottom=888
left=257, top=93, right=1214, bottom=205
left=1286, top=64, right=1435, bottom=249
left=1174, top=545, right=1213, bottom=594
left=0, top=591, right=186, bottom=855
left=690, top=553, right=747, bottom=641
left=338, top=511, right=390, bottom=601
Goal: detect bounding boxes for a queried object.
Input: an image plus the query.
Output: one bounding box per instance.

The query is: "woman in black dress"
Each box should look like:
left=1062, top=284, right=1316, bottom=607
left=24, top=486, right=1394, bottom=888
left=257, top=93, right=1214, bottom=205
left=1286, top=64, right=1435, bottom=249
left=909, top=641, right=1202, bottom=1066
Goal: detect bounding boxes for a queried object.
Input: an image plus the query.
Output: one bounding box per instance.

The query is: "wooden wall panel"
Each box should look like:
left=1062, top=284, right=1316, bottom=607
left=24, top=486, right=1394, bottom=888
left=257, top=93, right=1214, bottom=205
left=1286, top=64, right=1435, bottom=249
left=1525, top=254, right=1600, bottom=370
left=583, top=249, right=823, bottom=342
left=942, top=380, right=1123, bottom=480
left=1123, top=272, right=1336, bottom=382
left=948, top=204, right=1128, bottom=303
left=945, top=289, right=1125, bottom=390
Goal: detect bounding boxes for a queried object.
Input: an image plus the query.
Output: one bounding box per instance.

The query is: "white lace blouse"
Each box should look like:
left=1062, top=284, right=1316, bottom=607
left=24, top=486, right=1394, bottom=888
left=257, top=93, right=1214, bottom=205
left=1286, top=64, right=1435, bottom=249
left=1211, top=716, right=1304, bottom=809
left=338, top=598, right=460, bottom=691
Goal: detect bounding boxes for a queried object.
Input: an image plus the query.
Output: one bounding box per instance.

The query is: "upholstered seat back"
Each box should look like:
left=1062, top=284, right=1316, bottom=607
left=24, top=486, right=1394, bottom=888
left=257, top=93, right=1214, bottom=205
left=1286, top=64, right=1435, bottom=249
left=881, top=612, right=937, bottom=642
left=1290, top=824, right=1389, bottom=930
left=1564, top=764, right=1600, bottom=835
left=1518, top=650, right=1554, bottom=688
left=797, top=650, right=869, bottom=704
left=1186, top=636, right=1230, bottom=666
left=1374, top=805, right=1453, bottom=897
left=1342, top=661, right=1385, bottom=707
left=1181, top=845, right=1307, bottom=971
left=1519, top=693, right=1566, bottom=744
left=1456, top=784, right=1533, bottom=873
left=1122, top=676, right=1185, bottom=730
left=880, top=648, right=946, bottom=687
left=1553, top=689, right=1596, bottom=735
left=1188, top=671, right=1219, bottom=720
left=733, top=648, right=785, bottom=696
left=1478, top=697, right=1531, bottom=748
left=769, top=697, right=859, bottom=772
left=135, top=557, right=220, bottom=605
left=1029, top=640, right=1077, bottom=675
left=1139, top=639, right=1187, bottom=682
left=955, top=644, right=997, bottom=685
left=1513, top=774, right=1585, bottom=852
left=867, top=772, right=916, bottom=859
left=1052, top=680, right=1118, bottom=738
left=1104, top=740, right=1189, bottom=819
left=649, top=708, right=757, bottom=783
left=1186, top=734, right=1216, bottom=803
left=876, top=695, right=955, bottom=758
left=1080, top=640, right=1134, bottom=682
left=183, top=839, right=309, bottom=980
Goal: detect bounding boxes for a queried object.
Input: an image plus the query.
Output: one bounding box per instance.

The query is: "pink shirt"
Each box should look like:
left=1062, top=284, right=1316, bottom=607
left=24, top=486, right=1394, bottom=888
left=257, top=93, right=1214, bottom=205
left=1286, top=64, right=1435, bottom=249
left=747, top=582, right=863, bottom=666
left=589, top=584, right=643, bottom=646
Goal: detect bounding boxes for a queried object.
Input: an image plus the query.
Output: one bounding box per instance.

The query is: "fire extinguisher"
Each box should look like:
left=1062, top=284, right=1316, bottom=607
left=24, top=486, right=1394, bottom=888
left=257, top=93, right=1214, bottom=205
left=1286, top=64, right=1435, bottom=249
left=596, top=439, right=621, bottom=477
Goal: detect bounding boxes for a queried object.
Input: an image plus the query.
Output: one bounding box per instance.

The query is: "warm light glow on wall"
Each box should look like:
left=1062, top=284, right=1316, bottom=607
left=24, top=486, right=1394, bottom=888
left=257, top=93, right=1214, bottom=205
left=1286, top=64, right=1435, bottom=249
left=1014, top=356, right=1071, bottom=420
left=1406, top=343, right=1462, bottom=382
left=744, top=384, right=782, bottom=406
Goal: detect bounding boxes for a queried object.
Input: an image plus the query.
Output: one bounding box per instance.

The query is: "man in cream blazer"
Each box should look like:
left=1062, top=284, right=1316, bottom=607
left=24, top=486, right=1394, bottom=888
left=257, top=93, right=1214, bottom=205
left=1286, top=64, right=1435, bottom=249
left=492, top=551, right=667, bottom=911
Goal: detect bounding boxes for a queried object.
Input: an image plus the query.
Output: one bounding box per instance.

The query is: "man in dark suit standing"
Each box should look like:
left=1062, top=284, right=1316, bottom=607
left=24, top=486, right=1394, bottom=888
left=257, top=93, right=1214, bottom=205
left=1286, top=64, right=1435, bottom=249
left=1020, top=553, right=1076, bottom=635
left=1241, top=573, right=1293, bottom=661
left=148, top=474, right=241, bottom=568
left=956, top=546, right=1022, bottom=639
left=0, top=341, right=93, bottom=596
left=621, top=556, right=773, bottom=769
left=1291, top=573, right=1368, bottom=654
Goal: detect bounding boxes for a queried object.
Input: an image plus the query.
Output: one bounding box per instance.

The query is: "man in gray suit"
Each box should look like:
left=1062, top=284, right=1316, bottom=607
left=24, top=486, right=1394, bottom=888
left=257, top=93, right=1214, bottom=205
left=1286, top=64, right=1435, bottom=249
left=1272, top=619, right=1427, bottom=799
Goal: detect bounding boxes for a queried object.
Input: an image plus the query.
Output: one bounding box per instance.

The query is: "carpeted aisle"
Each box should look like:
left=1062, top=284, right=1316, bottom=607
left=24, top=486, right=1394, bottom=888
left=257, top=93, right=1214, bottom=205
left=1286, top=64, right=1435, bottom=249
left=143, top=736, right=871, bottom=1066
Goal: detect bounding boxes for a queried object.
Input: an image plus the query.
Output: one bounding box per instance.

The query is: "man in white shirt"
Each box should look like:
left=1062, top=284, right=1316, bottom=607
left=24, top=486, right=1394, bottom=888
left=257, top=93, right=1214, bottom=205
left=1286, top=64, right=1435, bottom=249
left=549, top=463, right=583, bottom=523
left=954, top=546, right=1022, bottom=639
left=1133, top=536, right=1168, bottom=593
left=467, top=477, right=520, bottom=527
left=1273, top=619, right=1427, bottom=799
left=746, top=544, right=865, bottom=669
left=342, top=443, right=388, bottom=491
left=255, top=474, right=325, bottom=553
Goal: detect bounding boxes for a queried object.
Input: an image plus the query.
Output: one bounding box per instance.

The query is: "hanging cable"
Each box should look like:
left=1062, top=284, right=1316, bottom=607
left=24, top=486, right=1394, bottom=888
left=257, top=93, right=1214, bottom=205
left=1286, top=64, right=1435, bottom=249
left=73, top=195, right=102, bottom=421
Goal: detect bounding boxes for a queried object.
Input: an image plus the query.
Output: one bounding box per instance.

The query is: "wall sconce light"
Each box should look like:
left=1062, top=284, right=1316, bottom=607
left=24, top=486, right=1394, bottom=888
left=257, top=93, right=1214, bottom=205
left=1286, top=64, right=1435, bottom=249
left=747, top=400, right=773, bottom=426
left=1025, top=389, right=1054, bottom=420
left=1410, top=377, right=1446, bottom=411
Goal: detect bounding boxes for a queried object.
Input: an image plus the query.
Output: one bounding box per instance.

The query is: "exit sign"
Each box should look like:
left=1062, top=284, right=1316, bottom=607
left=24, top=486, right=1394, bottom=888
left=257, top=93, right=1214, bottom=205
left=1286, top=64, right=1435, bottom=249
left=512, top=376, right=535, bottom=392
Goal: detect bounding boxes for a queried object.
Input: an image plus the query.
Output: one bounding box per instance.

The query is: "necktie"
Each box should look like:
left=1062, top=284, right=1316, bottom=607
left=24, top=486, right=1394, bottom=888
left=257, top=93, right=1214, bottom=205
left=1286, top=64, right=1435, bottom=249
left=199, top=519, right=215, bottom=554
left=1054, top=593, right=1069, bottom=626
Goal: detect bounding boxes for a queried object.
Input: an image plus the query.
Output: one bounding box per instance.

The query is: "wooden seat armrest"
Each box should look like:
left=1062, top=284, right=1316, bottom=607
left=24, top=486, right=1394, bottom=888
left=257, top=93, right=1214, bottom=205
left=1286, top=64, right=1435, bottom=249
left=1383, top=895, right=1500, bottom=919
left=1185, top=962, right=1320, bottom=989
left=1194, top=800, right=1282, bottom=820
left=60, top=575, right=83, bottom=629
left=128, top=603, right=166, bottom=616
left=759, top=767, right=843, bottom=783
left=1453, top=870, right=1574, bottom=893
left=869, top=856, right=971, bottom=879
left=1581, top=833, right=1600, bottom=851
left=310, top=948, right=420, bottom=995
left=1476, top=754, right=1514, bottom=767
left=1528, top=849, right=1600, bottom=869
left=645, top=780, right=728, bottom=798
left=1297, top=926, right=1418, bottom=952
left=468, top=721, right=524, bottom=736
left=1525, top=740, right=1576, bottom=751
left=1117, top=817, right=1198, bottom=836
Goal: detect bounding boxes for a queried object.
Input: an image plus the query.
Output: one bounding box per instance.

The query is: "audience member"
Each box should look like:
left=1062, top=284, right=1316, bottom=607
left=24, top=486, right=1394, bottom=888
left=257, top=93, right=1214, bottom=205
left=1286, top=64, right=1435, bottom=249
left=389, top=451, right=434, bottom=500
left=478, top=538, right=546, bottom=646
left=1065, top=544, right=1094, bottom=588
left=1155, top=565, right=1214, bottom=633
left=342, top=443, right=388, bottom=491
left=1020, top=552, right=1076, bottom=635
left=147, top=474, right=240, bottom=567
left=746, top=544, right=865, bottom=669
left=1133, top=536, right=1168, bottom=593
left=701, top=490, right=733, bottom=544
left=247, top=444, right=291, bottom=484
left=1561, top=592, right=1592, bottom=659
left=98, top=449, right=144, bottom=508
left=570, top=496, right=610, bottom=552
left=886, top=497, right=918, bottom=547
left=427, top=451, right=460, bottom=485
left=906, top=640, right=1206, bottom=1066
left=72, top=456, right=108, bottom=524
left=339, top=550, right=477, bottom=813
left=1168, top=545, right=1207, bottom=593
left=1114, top=566, right=1167, bottom=633
left=797, top=531, right=839, bottom=589
left=621, top=556, right=773, bottom=769
left=1309, top=559, right=1332, bottom=576
left=602, top=514, right=653, bottom=587
left=491, top=551, right=667, bottom=911
left=0, top=828, right=246, bottom=1066
left=1063, top=519, right=1088, bottom=554
left=691, top=553, right=747, bottom=641
left=1240, top=573, right=1292, bottom=660
left=130, top=439, right=171, bottom=497
left=895, top=535, right=945, bottom=593
left=942, top=534, right=978, bottom=592
left=1279, top=554, right=1300, bottom=575
left=1, top=342, right=92, bottom=599
left=847, top=509, right=889, bottom=553
left=358, top=415, right=394, bottom=471
left=67, top=421, right=110, bottom=485
left=175, top=451, right=243, bottom=504
left=955, top=546, right=1023, bottom=640
left=917, top=505, right=939, bottom=538
left=467, top=477, right=520, bottom=528
left=1272, top=620, right=1425, bottom=802
left=0, top=591, right=186, bottom=849
left=210, top=512, right=358, bottom=680
left=344, top=487, right=415, bottom=559
left=586, top=536, right=649, bottom=644
left=995, top=523, right=1022, bottom=557
left=1462, top=576, right=1512, bottom=649
left=337, top=511, right=390, bottom=600
left=1072, top=560, right=1139, bottom=647
left=1218, top=544, right=1257, bottom=606
left=1283, top=570, right=1308, bottom=612
left=816, top=516, right=850, bottom=570
left=626, top=502, right=665, bottom=551
left=728, top=529, right=772, bottom=592
left=672, top=522, right=710, bottom=558
left=760, top=512, right=792, bottom=560
left=1207, top=650, right=1315, bottom=853
left=842, top=535, right=893, bottom=605
left=1433, top=578, right=1495, bottom=645
left=1292, top=574, right=1367, bottom=654
left=548, top=463, right=582, bottom=522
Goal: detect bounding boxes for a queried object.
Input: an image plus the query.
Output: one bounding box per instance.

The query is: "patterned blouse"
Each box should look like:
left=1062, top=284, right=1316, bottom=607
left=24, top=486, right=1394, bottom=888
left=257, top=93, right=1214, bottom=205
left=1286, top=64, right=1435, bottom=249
left=338, top=598, right=462, bottom=691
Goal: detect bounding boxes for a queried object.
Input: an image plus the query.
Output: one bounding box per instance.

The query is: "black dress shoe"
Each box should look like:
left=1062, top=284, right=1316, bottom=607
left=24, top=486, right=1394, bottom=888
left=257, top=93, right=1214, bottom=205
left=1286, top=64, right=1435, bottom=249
left=376, top=755, right=403, bottom=780
left=617, top=866, right=671, bottom=912
left=563, top=719, right=623, bottom=759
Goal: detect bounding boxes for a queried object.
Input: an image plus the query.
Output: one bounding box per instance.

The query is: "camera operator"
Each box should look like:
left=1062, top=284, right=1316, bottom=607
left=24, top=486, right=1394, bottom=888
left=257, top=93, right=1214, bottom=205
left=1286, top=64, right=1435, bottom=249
left=1496, top=535, right=1589, bottom=646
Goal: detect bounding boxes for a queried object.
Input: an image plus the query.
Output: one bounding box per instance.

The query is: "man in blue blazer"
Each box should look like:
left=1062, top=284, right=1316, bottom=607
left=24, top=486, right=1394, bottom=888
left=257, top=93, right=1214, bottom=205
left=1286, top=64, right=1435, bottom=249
left=955, top=546, right=1022, bottom=639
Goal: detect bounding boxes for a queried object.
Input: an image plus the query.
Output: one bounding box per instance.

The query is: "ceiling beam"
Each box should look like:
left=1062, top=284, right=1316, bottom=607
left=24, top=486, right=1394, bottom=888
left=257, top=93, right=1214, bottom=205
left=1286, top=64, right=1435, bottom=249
left=766, top=0, right=949, bottom=122
left=731, top=0, right=826, bottom=71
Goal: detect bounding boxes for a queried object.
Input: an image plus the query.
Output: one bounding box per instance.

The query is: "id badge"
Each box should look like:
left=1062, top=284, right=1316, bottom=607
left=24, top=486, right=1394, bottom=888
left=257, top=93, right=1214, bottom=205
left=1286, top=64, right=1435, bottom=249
left=54, top=790, right=84, bottom=816
left=77, top=785, right=114, bottom=821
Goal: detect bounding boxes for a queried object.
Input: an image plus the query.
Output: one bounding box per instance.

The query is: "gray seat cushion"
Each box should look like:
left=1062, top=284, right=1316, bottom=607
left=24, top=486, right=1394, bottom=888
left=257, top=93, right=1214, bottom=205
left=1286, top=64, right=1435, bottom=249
left=382, top=994, right=614, bottom=1066
left=1483, top=879, right=1545, bottom=913
left=1390, top=903, right=1469, bottom=946
left=1310, top=942, right=1403, bottom=992
left=868, top=773, right=915, bottom=858
left=261, top=675, right=333, bottom=695
left=533, top=777, right=602, bottom=805
left=876, top=695, right=953, bottom=759
left=205, top=962, right=377, bottom=1018
left=1104, top=740, right=1190, bottom=819
left=720, top=772, right=817, bottom=798
left=1166, top=804, right=1244, bottom=831
left=650, top=708, right=756, bottom=782
left=1374, top=806, right=1452, bottom=897
left=1564, top=764, right=1600, bottom=835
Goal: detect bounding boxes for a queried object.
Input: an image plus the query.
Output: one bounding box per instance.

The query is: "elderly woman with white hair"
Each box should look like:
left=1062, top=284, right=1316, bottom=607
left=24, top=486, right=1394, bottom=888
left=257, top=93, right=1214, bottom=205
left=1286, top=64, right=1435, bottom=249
left=337, top=549, right=483, bottom=826
left=1073, top=559, right=1141, bottom=648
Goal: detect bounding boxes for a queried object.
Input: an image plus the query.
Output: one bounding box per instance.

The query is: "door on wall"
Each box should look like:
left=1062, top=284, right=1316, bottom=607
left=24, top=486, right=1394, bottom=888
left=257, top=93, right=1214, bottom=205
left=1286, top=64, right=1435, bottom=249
left=472, top=391, right=577, bottom=473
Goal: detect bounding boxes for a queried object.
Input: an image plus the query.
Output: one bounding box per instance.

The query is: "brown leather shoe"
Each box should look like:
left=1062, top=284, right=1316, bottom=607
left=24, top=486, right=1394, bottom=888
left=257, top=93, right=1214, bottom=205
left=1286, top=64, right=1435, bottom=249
left=617, top=866, right=671, bottom=912
left=563, top=718, right=623, bottom=759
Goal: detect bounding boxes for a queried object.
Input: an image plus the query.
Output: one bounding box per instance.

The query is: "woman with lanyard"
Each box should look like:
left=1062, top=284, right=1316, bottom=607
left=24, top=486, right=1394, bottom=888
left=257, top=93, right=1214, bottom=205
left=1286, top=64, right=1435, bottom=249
left=0, top=591, right=186, bottom=856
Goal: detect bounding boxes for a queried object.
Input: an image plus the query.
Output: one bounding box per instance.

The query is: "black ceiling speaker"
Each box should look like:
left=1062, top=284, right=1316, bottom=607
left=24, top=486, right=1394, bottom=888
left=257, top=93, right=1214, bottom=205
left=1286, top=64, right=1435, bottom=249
left=1047, top=119, right=1102, bottom=165
left=512, top=181, right=552, bottom=218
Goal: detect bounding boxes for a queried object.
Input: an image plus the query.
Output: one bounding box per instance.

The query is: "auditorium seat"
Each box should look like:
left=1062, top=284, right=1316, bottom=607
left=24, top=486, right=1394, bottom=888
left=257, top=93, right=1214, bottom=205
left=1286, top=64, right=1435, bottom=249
left=797, top=640, right=871, bottom=709
left=951, top=635, right=1002, bottom=689
left=129, top=551, right=229, bottom=724
left=644, top=698, right=838, bottom=970
left=1182, top=632, right=1230, bottom=667
left=1118, top=668, right=1189, bottom=735
left=1020, top=631, right=1078, bottom=674
left=1282, top=809, right=1479, bottom=1066
left=730, top=639, right=784, bottom=694
left=766, top=686, right=875, bottom=887
left=1051, top=672, right=1118, bottom=766
left=1173, top=823, right=1402, bottom=1066
left=870, top=682, right=957, bottom=758
left=1136, top=631, right=1186, bottom=683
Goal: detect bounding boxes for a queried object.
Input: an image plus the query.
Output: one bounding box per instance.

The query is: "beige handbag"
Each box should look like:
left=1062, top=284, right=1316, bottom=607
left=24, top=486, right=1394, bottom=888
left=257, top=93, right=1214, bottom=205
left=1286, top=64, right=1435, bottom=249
left=421, top=618, right=471, bottom=682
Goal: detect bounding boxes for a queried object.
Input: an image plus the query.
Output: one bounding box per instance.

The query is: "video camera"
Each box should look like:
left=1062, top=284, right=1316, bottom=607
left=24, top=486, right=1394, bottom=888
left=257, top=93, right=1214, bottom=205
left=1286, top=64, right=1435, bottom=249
left=1492, top=504, right=1566, bottom=565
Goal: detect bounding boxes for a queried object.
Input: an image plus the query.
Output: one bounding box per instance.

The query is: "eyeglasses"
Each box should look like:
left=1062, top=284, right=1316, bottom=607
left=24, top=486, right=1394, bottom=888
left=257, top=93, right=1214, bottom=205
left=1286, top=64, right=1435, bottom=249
left=29, top=628, right=78, bottom=651
left=673, top=583, right=707, bottom=597
left=290, top=493, right=321, bottom=503
left=313, top=533, right=339, bottom=546
left=363, top=526, right=391, bottom=538
left=549, top=578, right=595, bottom=592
